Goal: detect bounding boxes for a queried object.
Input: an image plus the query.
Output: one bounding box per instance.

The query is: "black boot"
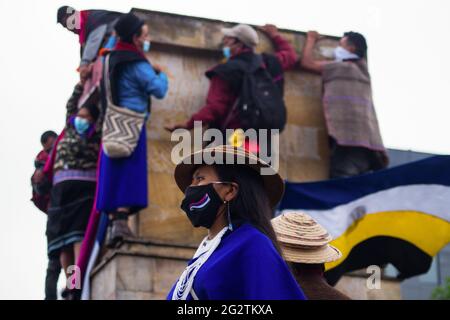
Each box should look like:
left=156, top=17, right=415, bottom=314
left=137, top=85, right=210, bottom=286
left=106, top=212, right=134, bottom=248
left=61, top=288, right=70, bottom=300
left=68, top=288, right=82, bottom=300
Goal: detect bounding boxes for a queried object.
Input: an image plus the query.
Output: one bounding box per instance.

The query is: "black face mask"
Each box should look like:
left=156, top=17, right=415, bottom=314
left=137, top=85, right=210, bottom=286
left=181, top=183, right=226, bottom=229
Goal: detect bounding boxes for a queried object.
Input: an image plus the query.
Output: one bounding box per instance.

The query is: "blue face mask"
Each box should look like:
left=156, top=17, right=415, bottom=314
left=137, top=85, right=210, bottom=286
left=74, top=117, right=90, bottom=135
left=143, top=40, right=151, bottom=53
left=222, top=46, right=231, bottom=60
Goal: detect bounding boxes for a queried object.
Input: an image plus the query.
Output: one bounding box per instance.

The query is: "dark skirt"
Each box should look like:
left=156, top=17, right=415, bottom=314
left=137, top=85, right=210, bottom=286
left=46, top=180, right=96, bottom=257
left=96, top=127, right=148, bottom=213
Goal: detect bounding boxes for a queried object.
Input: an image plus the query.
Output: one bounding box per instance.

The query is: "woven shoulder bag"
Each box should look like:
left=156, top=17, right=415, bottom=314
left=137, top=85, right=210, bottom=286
left=102, top=55, right=146, bottom=158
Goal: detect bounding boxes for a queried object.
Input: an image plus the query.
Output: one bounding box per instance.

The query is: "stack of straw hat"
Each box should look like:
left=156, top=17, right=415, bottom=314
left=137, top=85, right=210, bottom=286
left=272, top=211, right=342, bottom=264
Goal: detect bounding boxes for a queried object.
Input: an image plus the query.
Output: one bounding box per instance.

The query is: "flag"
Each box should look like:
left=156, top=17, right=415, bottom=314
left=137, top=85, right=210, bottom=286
left=279, top=156, right=450, bottom=285
left=81, top=212, right=109, bottom=300
left=75, top=154, right=102, bottom=299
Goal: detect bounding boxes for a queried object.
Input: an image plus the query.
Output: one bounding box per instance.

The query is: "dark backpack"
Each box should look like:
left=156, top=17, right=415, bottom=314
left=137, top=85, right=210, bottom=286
left=31, top=155, right=52, bottom=214
left=234, top=54, right=287, bottom=132
left=31, top=170, right=51, bottom=214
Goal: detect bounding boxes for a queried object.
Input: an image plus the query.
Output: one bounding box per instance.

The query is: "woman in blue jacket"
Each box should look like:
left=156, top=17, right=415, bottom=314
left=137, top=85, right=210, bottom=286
left=96, top=13, right=168, bottom=246
left=168, top=145, right=306, bottom=300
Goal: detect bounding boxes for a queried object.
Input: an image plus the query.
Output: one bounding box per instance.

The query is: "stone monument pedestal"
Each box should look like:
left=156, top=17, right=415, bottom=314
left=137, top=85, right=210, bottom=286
left=90, top=240, right=195, bottom=300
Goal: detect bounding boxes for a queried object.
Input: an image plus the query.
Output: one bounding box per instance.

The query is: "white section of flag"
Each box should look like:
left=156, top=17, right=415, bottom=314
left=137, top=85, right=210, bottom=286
left=81, top=242, right=101, bottom=300
left=281, top=184, right=450, bottom=239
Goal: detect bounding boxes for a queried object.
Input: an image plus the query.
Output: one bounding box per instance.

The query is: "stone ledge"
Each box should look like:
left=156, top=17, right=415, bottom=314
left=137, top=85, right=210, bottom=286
left=90, top=240, right=195, bottom=300
left=91, top=239, right=196, bottom=279
left=335, top=275, right=402, bottom=300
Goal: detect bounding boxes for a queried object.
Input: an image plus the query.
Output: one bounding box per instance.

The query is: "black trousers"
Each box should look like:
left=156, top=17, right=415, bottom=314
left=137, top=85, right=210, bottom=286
left=329, top=138, right=381, bottom=179
left=45, top=256, right=61, bottom=300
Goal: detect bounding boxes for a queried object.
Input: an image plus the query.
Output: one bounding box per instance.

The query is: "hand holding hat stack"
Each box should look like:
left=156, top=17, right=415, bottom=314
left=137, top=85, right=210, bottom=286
left=272, top=212, right=342, bottom=264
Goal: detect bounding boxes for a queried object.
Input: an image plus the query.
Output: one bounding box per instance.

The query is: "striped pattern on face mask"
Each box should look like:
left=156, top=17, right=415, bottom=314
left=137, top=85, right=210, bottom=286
left=189, top=193, right=211, bottom=211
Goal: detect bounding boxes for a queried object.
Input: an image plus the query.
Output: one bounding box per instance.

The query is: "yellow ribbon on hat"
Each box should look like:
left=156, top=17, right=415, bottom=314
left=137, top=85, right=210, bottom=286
left=228, top=129, right=245, bottom=148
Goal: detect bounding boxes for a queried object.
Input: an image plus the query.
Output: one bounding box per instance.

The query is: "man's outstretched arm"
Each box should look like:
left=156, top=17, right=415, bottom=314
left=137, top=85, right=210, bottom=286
left=300, top=31, right=332, bottom=74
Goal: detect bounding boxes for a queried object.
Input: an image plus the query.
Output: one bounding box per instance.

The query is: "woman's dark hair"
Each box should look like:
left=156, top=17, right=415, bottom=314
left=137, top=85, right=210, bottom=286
left=344, top=31, right=367, bottom=58
left=121, top=28, right=143, bottom=44
left=80, top=103, right=100, bottom=122
left=214, top=164, right=282, bottom=255
left=115, top=13, right=144, bottom=44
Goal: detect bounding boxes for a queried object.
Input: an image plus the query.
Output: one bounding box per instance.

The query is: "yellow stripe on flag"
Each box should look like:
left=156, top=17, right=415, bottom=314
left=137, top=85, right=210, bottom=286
left=325, top=211, right=450, bottom=271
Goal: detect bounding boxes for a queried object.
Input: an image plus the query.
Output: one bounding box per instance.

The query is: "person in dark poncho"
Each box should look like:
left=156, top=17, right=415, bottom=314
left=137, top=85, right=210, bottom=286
left=300, top=31, right=388, bottom=178
left=272, top=212, right=351, bottom=300
left=46, top=83, right=102, bottom=300
left=167, top=145, right=306, bottom=300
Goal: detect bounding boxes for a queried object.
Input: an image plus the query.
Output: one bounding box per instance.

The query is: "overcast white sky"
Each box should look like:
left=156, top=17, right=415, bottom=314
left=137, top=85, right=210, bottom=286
left=0, top=0, right=449, bottom=300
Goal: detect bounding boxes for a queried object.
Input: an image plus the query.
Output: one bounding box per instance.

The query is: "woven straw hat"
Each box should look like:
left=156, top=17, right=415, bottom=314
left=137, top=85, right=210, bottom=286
left=272, top=212, right=342, bottom=264
left=174, top=145, right=284, bottom=209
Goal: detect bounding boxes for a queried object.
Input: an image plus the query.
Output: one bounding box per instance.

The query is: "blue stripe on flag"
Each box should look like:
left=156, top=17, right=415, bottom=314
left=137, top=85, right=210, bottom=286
left=279, top=155, right=450, bottom=210
left=96, top=212, right=109, bottom=244
left=81, top=212, right=109, bottom=300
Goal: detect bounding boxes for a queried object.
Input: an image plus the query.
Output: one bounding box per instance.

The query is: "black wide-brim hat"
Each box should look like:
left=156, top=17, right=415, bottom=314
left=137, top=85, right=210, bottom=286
left=174, top=145, right=285, bottom=209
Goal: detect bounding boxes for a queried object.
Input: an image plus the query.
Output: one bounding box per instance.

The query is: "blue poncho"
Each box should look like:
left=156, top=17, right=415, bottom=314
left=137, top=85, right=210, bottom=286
left=168, top=223, right=306, bottom=300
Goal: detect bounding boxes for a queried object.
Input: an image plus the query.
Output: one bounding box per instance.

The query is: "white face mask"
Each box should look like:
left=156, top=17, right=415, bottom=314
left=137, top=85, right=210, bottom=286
left=334, top=46, right=360, bottom=62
